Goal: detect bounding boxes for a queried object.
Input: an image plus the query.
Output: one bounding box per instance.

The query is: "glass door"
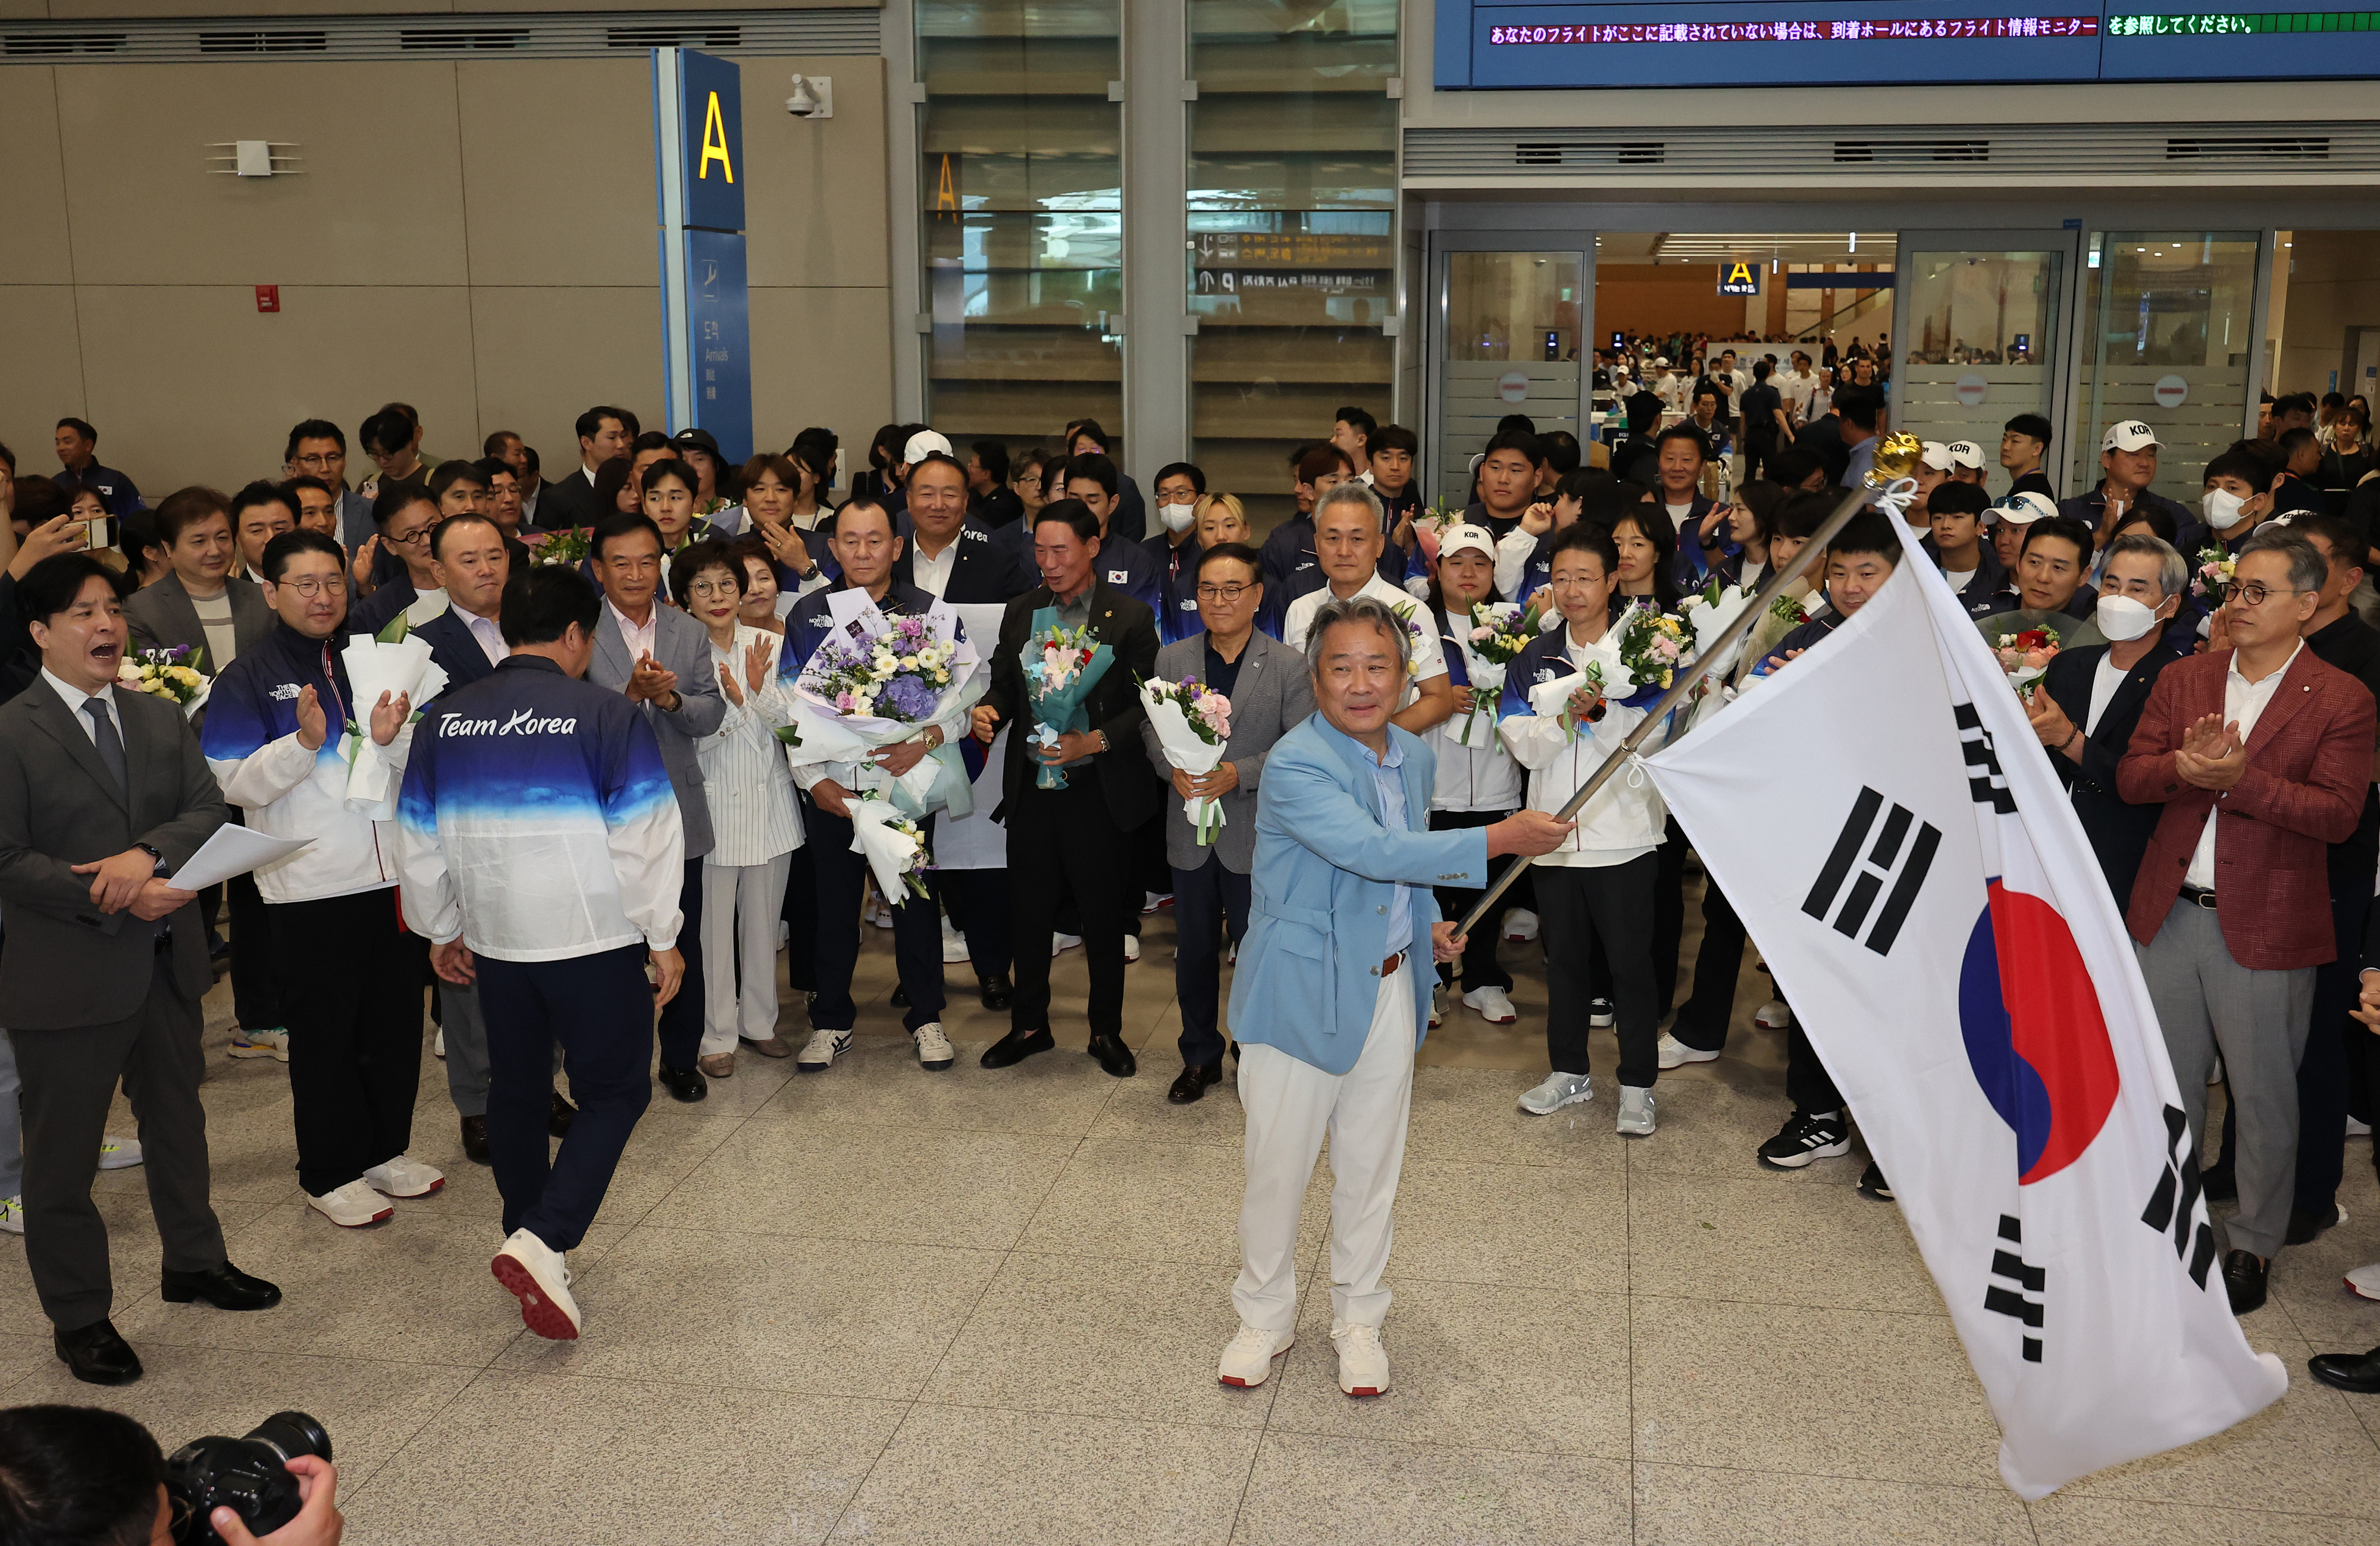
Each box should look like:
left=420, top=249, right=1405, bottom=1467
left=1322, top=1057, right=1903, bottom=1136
left=1429, top=239, right=1591, bottom=512
left=1892, top=233, right=2073, bottom=500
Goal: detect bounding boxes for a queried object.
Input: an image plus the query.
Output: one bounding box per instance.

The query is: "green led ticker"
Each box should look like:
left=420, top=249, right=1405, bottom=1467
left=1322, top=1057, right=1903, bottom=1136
left=2108, top=10, right=2380, bottom=33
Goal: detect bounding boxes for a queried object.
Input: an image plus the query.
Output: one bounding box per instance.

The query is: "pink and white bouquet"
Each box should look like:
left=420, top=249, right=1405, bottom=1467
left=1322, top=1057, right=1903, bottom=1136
left=1993, top=625, right=2060, bottom=703
left=2191, top=547, right=2235, bottom=607
left=116, top=645, right=208, bottom=718
left=847, top=798, right=934, bottom=902
left=1022, top=612, right=1114, bottom=791
left=1613, top=601, right=1689, bottom=698
left=784, top=593, right=983, bottom=815
left=1141, top=676, right=1234, bottom=844
left=1457, top=600, right=1540, bottom=744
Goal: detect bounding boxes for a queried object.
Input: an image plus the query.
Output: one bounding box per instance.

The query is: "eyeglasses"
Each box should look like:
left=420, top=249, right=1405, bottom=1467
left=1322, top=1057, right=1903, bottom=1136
left=686, top=579, right=738, bottom=599
left=1195, top=582, right=1254, bottom=603
left=2231, top=581, right=2311, bottom=608
left=274, top=576, right=340, bottom=598
left=387, top=526, right=433, bottom=547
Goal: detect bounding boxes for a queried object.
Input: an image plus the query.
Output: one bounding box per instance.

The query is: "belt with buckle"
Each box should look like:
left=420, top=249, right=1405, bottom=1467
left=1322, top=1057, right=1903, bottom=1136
left=1376, top=951, right=1405, bottom=979
left=2179, top=883, right=2218, bottom=910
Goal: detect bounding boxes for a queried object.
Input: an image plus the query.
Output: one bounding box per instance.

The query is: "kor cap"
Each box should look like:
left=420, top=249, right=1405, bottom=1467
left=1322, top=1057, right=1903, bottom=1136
left=902, top=429, right=954, bottom=464
left=1919, top=441, right=1955, bottom=472
left=2101, top=420, right=2162, bottom=453
left=1438, top=523, right=1497, bottom=562
left=1946, top=440, right=1986, bottom=469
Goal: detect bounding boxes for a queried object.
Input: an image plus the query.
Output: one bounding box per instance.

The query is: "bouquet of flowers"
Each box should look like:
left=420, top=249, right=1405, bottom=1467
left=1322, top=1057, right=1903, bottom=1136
left=1022, top=611, right=1114, bottom=790
left=1141, top=676, right=1234, bottom=844
left=1613, top=601, right=1688, bottom=701
left=1526, top=659, right=1612, bottom=744
left=847, top=798, right=933, bottom=902
left=785, top=594, right=983, bottom=815
left=1409, top=505, right=1465, bottom=567
left=2191, top=546, right=2235, bottom=607
left=1768, top=592, right=1809, bottom=627
left=1993, top=624, right=2060, bottom=702
left=116, top=646, right=208, bottom=719
left=1457, top=600, right=1540, bottom=744
left=337, top=634, right=447, bottom=816
left=1677, top=576, right=1759, bottom=685
left=532, top=527, right=591, bottom=567
left=1389, top=600, right=1434, bottom=680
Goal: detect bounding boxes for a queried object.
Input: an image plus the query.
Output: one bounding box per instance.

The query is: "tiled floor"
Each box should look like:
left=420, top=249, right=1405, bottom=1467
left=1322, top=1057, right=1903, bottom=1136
left=5, top=892, right=2379, bottom=1544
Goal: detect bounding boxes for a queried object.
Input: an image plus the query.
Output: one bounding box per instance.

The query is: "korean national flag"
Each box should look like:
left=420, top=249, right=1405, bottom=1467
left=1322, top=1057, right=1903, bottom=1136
left=1638, top=521, right=2286, bottom=1499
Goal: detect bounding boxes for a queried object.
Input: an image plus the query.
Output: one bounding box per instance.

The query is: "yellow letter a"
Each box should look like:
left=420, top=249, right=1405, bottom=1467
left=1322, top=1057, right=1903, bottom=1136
left=699, top=91, right=735, bottom=183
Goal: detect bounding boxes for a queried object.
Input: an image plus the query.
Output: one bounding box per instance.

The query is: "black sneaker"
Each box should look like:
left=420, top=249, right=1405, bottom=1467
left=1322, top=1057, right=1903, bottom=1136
left=1587, top=998, right=1616, bottom=1028
left=1858, top=1161, right=1894, bottom=1201
left=1757, top=1111, right=1851, bottom=1169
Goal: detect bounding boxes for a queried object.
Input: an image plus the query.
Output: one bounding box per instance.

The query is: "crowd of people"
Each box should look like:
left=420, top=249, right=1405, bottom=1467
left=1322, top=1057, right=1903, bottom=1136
left=1, top=375, right=2377, bottom=1401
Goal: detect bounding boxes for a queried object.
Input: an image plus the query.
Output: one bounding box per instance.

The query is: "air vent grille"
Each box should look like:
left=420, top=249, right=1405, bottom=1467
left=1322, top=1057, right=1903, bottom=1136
left=2168, top=135, right=2329, bottom=161
left=1515, top=140, right=1664, bottom=167
left=198, top=29, right=327, bottom=54
left=398, top=28, right=532, bottom=54
left=2, top=31, right=127, bottom=55
left=1834, top=138, right=1989, bottom=164
left=0, top=10, right=878, bottom=65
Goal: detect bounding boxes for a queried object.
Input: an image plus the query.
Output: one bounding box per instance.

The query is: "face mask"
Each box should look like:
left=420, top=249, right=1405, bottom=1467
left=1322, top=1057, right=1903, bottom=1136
left=2202, top=487, right=2249, bottom=531
left=2095, top=592, right=2160, bottom=642
left=1160, top=501, right=1197, bottom=534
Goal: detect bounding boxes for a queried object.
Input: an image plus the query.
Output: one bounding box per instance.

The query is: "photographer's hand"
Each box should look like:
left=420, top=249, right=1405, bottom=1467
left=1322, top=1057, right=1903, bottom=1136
left=211, top=1456, right=342, bottom=1546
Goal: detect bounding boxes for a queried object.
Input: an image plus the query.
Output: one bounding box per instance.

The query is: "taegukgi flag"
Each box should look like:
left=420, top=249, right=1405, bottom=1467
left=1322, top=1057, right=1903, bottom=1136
left=1637, top=520, right=2287, bottom=1499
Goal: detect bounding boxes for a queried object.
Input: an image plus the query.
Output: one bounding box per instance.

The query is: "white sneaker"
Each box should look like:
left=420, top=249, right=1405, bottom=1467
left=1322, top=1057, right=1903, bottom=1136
left=96, top=1135, right=143, bottom=1170
left=912, top=1023, right=955, bottom=1071
left=1463, top=985, right=1517, bottom=1024
left=1123, top=935, right=1141, bottom=964
left=1330, top=1320, right=1391, bottom=1397
left=228, top=1027, right=289, bottom=1062
left=1518, top=1070, right=1593, bottom=1115
left=1617, top=1084, right=1657, bottom=1136
left=362, top=1155, right=446, bottom=1199
left=1144, top=891, right=1172, bottom=914
left=869, top=902, right=895, bottom=930
left=491, top=1227, right=581, bottom=1340
left=306, top=1178, right=394, bottom=1228
left=1216, top=1322, right=1294, bottom=1388
left=0, top=1196, right=21, bottom=1235
left=1657, top=1034, right=1718, bottom=1070
left=1428, top=986, right=1445, bottom=1029
left=2348, top=1115, right=2373, bottom=1139
left=1051, top=932, right=1082, bottom=955
left=434, top=1027, right=446, bottom=1059
left=796, top=1027, right=852, bottom=1072
left=1501, top=908, right=1540, bottom=943
left=1752, top=1000, right=1793, bottom=1030
left=2347, top=1260, right=2380, bottom=1303
left=940, top=918, right=971, bottom=964
left=2209, top=1055, right=2225, bottom=1087
left=1587, top=998, right=1616, bottom=1028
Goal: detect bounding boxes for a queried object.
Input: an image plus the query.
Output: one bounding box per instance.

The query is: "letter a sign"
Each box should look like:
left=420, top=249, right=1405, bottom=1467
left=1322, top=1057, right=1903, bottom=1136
left=672, top=48, right=744, bottom=233
left=1718, top=261, right=1761, bottom=297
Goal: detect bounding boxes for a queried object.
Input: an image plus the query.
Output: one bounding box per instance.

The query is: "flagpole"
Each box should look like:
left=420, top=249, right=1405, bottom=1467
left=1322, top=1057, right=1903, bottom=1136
left=1452, top=434, right=1923, bottom=940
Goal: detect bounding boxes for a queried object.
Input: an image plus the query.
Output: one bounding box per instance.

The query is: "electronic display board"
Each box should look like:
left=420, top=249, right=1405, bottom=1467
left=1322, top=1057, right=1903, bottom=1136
left=1436, top=1, right=2380, bottom=86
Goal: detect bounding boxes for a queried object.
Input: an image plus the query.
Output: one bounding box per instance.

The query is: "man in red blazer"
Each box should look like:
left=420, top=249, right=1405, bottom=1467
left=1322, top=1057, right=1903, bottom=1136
left=2119, top=531, right=2376, bottom=1315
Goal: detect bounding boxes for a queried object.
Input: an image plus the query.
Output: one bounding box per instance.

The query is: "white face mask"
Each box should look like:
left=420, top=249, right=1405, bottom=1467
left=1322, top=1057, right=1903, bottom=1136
left=2202, top=487, right=2249, bottom=531
left=1160, top=501, right=1197, bottom=534
left=2095, top=592, right=2160, bottom=642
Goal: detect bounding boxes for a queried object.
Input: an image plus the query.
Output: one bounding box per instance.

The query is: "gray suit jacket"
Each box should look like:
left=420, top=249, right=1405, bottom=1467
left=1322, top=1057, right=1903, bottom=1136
left=123, top=572, right=273, bottom=676
left=0, top=681, right=227, bottom=1027
left=591, top=602, right=726, bottom=858
left=1141, top=629, right=1314, bottom=874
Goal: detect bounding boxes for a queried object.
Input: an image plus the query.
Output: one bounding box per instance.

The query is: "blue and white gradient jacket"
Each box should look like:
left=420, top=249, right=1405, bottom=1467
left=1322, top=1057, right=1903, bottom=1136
left=201, top=622, right=415, bottom=904
left=396, top=655, right=685, bottom=959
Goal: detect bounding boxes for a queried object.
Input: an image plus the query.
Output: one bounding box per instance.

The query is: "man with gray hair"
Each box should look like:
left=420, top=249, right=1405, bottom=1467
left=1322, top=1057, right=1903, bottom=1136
left=1279, top=482, right=1455, bottom=735
left=2028, top=530, right=2190, bottom=905
left=1216, top=594, right=1569, bottom=1398
left=2116, top=528, right=2375, bottom=1316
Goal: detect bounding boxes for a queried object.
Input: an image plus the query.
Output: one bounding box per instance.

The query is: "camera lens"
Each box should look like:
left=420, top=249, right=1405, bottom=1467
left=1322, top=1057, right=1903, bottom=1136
left=246, top=1410, right=333, bottom=1465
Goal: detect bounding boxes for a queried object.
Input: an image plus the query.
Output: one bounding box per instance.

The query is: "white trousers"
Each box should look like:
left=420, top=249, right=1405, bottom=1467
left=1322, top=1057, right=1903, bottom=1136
left=1233, top=965, right=1416, bottom=1333
left=700, top=853, right=793, bottom=1056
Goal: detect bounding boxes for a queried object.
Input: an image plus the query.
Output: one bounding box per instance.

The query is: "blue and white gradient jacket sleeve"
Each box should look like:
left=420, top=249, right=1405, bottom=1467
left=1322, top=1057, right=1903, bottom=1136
left=394, top=727, right=462, bottom=945
left=606, top=711, right=688, bottom=951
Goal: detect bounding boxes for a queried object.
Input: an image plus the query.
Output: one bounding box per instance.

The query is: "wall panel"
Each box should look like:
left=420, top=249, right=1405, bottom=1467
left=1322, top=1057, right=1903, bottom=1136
left=0, top=287, right=90, bottom=470
left=0, top=68, right=76, bottom=287
left=749, top=284, right=892, bottom=462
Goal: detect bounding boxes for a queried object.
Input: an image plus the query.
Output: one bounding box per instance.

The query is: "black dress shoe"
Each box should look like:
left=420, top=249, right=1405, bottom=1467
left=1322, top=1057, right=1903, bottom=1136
left=2309, top=1344, right=2380, bottom=1394
left=161, top=1260, right=282, bottom=1312
left=979, top=1026, right=1054, bottom=1068
left=461, top=1114, right=491, bottom=1164
left=1168, top=1063, right=1223, bottom=1104
left=2285, top=1203, right=2340, bottom=1246
left=2222, top=1249, right=2269, bottom=1315
left=2200, top=1160, right=2237, bottom=1203
left=549, top=1092, right=578, bottom=1138
left=54, top=1319, right=141, bottom=1385
left=979, top=974, right=1014, bottom=1011
left=656, top=1064, right=707, bottom=1103
left=1089, top=1032, right=1137, bottom=1079
left=891, top=984, right=910, bottom=1008
left=1858, top=1161, right=1894, bottom=1202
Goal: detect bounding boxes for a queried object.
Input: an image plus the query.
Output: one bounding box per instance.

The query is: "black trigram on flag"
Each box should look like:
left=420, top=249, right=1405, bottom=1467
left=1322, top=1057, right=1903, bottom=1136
left=1803, top=786, right=1941, bottom=957
left=2142, top=1103, right=2219, bottom=1288
left=1955, top=702, right=2017, bottom=814
left=1984, top=1215, right=2046, bottom=1363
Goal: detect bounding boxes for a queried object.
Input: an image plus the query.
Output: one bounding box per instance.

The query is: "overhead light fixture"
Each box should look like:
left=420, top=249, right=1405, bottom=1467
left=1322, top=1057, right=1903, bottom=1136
left=206, top=140, right=301, bottom=177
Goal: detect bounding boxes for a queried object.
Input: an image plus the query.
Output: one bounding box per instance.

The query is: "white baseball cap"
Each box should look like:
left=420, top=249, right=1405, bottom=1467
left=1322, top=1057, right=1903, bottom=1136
left=1946, top=440, right=1986, bottom=469
left=1990, top=491, right=2059, bottom=526
left=1654, top=356, right=1670, bottom=367
left=2101, top=420, right=2161, bottom=453
left=1918, top=441, right=1955, bottom=472
left=1437, top=523, right=1497, bottom=562
left=902, top=429, right=954, bottom=464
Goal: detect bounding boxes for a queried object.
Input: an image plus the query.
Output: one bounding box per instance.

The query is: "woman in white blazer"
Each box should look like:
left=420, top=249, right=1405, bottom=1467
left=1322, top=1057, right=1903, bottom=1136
left=672, top=538, right=805, bottom=1077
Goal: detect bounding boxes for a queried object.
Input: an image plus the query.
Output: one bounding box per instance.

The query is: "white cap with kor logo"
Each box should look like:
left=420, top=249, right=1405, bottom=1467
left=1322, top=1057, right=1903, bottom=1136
left=1946, top=440, right=1985, bottom=469
left=2101, top=420, right=2161, bottom=453
left=1919, top=441, right=1955, bottom=472
left=1436, top=523, right=1498, bottom=562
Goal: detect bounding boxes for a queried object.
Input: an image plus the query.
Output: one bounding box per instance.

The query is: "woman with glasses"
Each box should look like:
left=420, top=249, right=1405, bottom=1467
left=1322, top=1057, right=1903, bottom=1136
left=670, top=537, right=803, bottom=1076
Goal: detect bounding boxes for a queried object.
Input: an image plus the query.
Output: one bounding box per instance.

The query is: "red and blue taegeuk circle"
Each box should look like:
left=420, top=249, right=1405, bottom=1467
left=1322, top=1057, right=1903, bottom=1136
left=1956, top=880, right=2121, bottom=1184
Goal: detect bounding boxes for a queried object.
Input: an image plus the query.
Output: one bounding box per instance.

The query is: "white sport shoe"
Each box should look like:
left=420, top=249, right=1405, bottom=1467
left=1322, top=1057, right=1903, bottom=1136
left=912, top=1023, right=955, bottom=1071
left=1428, top=986, right=1445, bottom=1029
left=1617, top=1084, right=1657, bottom=1136
left=491, top=1227, right=581, bottom=1340
left=1502, top=908, right=1540, bottom=943
left=0, top=1196, right=22, bottom=1235
left=1752, top=1000, right=1793, bottom=1030
left=2349, top=1115, right=2373, bottom=1139
left=1216, top=1322, right=1294, bottom=1388
left=1587, top=998, right=1616, bottom=1028
left=1123, top=935, right=1141, bottom=964
left=306, top=1178, right=394, bottom=1228
left=1656, top=1034, right=1718, bottom=1070
left=1051, top=932, right=1082, bottom=955
left=796, top=1027, right=852, bottom=1072
left=1462, top=985, right=1517, bottom=1024
left=2347, top=1260, right=2380, bottom=1303
left=96, top=1135, right=143, bottom=1170
left=941, top=917, right=971, bottom=964
left=1330, top=1320, right=1391, bottom=1397
left=869, top=901, right=895, bottom=929
left=228, top=1027, right=289, bottom=1062
left=434, top=1027, right=446, bottom=1059
left=362, top=1155, right=446, bottom=1199
left=2209, top=1055, right=2226, bottom=1087
left=1518, top=1070, right=1593, bottom=1115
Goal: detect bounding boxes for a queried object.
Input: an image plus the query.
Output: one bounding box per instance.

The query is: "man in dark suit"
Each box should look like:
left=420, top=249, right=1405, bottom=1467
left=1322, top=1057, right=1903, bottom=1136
left=1140, top=542, right=1313, bottom=1103
left=122, top=490, right=273, bottom=675
left=2118, top=530, right=2376, bottom=1315
left=894, top=451, right=1035, bottom=604
left=970, top=501, right=1162, bottom=1076
left=0, top=555, right=281, bottom=1385
left=2028, top=531, right=2188, bottom=905
left=587, top=512, right=725, bottom=1103
left=536, top=406, right=632, bottom=532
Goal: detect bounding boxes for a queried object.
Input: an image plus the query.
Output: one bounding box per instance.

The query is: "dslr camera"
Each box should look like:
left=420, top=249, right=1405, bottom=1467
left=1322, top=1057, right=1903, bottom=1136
left=164, top=1410, right=333, bottom=1544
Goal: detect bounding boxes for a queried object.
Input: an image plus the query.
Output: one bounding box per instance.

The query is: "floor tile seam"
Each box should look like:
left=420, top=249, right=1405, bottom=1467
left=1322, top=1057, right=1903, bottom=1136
left=328, top=1356, right=509, bottom=1499
left=1630, top=1456, right=2024, bottom=1496
left=1252, top=1419, right=1632, bottom=1463
left=469, top=1360, right=939, bottom=1405
left=601, top=1221, right=1016, bottom=1262
left=1618, top=1287, right=1953, bottom=1321
left=628, top=1108, right=762, bottom=1226
left=901, top=1393, right=1268, bottom=1434
left=915, top=1239, right=1030, bottom=1398
left=820, top=1396, right=923, bottom=1544
left=2030, top=1491, right=2380, bottom=1524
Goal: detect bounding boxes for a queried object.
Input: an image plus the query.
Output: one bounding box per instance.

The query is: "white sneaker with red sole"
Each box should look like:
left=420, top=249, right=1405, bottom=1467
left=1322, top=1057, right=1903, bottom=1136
left=1216, top=1322, right=1294, bottom=1387
left=1331, top=1320, right=1391, bottom=1397
left=1462, top=985, right=1517, bottom=1024
left=306, top=1179, right=393, bottom=1228
left=362, top=1155, right=446, bottom=1199
left=492, top=1228, right=581, bottom=1340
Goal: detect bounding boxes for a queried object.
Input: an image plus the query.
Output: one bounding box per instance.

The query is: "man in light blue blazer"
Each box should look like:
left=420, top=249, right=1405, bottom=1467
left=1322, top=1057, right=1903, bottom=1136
left=1217, top=594, right=1570, bottom=1400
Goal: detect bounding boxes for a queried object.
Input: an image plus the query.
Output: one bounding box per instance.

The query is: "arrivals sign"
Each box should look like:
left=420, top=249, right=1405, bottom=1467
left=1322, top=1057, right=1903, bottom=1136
left=1718, top=260, right=1762, bottom=296
left=669, top=47, right=744, bottom=233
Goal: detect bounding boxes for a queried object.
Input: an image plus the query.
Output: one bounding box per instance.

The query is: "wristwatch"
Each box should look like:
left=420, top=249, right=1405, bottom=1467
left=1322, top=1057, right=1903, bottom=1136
left=136, top=842, right=167, bottom=876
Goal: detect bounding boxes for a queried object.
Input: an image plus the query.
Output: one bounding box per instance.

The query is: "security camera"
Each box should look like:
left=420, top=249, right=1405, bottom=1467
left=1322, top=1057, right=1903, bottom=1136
left=784, top=75, right=833, bottom=120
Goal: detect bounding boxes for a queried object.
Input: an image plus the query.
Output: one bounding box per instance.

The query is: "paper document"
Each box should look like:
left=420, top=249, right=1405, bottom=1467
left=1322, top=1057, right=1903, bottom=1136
left=170, top=826, right=315, bottom=892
